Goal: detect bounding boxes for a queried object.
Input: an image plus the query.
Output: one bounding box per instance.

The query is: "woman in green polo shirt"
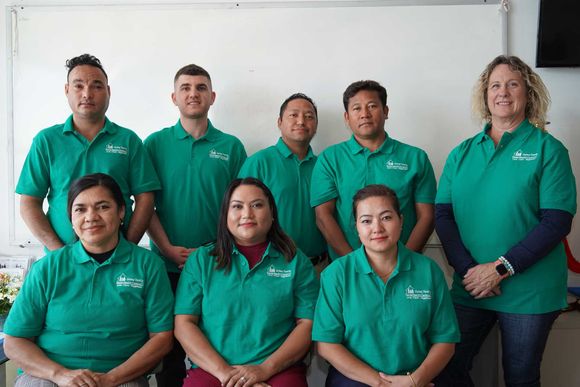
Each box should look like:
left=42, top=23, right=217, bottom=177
left=175, top=177, right=319, bottom=387
left=313, top=184, right=459, bottom=387
left=434, top=55, right=576, bottom=387
left=4, top=173, right=174, bottom=387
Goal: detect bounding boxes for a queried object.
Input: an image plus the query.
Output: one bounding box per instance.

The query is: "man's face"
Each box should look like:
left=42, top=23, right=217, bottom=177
left=65, top=65, right=110, bottom=121
left=172, top=75, right=216, bottom=119
left=278, top=98, right=318, bottom=146
left=344, top=90, right=388, bottom=141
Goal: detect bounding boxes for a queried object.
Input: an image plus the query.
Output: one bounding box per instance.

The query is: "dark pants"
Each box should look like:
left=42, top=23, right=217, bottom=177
left=434, top=303, right=560, bottom=387
left=325, top=366, right=369, bottom=387
left=156, top=271, right=187, bottom=387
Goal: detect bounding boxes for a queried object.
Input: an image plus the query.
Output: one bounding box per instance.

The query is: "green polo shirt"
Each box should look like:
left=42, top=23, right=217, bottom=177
left=436, top=120, right=577, bottom=313
left=144, top=120, right=247, bottom=272
left=313, top=243, right=459, bottom=374
left=311, top=134, right=436, bottom=258
left=4, top=237, right=174, bottom=373
left=238, top=138, right=326, bottom=257
left=175, top=243, right=319, bottom=367
left=16, top=115, right=160, bottom=245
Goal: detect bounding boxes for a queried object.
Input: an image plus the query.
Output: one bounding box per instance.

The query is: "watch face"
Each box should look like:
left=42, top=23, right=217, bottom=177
left=496, top=263, right=508, bottom=276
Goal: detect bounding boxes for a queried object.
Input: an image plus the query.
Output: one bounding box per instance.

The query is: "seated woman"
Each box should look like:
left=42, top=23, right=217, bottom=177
left=174, top=177, right=319, bottom=387
left=313, top=185, right=459, bottom=387
left=5, top=173, right=174, bottom=387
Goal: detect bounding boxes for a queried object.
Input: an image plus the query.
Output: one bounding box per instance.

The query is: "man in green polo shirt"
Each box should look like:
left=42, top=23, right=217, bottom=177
left=311, top=80, right=436, bottom=259
left=238, top=93, right=327, bottom=272
left=16, top=54, right=159, bottom=249
left=144, top=64, right=246, bottom=387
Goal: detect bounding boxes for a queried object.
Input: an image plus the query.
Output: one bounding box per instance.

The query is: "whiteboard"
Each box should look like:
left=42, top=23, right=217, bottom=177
left=8, top=1, right=503, bottom=245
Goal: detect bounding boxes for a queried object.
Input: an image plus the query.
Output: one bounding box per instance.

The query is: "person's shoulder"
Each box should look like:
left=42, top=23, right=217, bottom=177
left=145, top=125, right=175, bottom=143
left=33, top=122, right=67, bottom=141
left=212, top=126, right=243, bottom=143
left=31, top=244, right=75, bottom=272
left=535, top=128, right=569, bottom=152
left=322, top=251, right=356, bottom=280
left=317, top=140, right=350, bottom=164
left=391, top=138, right=429, bottom=156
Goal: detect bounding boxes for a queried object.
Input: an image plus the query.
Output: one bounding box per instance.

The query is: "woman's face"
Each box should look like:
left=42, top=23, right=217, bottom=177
left=71, top=185, right=124, bottom=253
left=487, top=64, right=528, bottom=124
left=355, top=195, right=402, bottom=257
left=227, top=184, right=273, bottom=246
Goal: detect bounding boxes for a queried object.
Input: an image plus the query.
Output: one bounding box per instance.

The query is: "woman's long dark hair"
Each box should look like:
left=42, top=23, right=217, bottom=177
left=212, top=177, right=296, bottom=271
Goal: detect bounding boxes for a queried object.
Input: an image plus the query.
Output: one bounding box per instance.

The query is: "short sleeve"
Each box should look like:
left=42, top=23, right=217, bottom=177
left=4, top=260, right=49, bottom=338
left=292, top=251, right=319, bottom=320
left=174, top=249, right=205, bottom=316
left=426, top=265, right=460, bottom=344
left=144, top=255, right=174, bottom=333
left=413, top=150, right=437, bottom=204
left=435, top=147, right=460, bottom=204
left=538, top=141, right=577, bottom=214
left=16, top=138, right=51, bottom=198
left=238, top=154, right=261, bottom=179
left=310, top=152, right=338, bottom=207
left=312, top=267, right=345, bottom=343
left=128, top=133, right=161, bottom=195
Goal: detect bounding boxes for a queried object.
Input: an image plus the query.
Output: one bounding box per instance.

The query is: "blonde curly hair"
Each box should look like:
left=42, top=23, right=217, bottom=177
left=472, top=55, right=551, bottom=130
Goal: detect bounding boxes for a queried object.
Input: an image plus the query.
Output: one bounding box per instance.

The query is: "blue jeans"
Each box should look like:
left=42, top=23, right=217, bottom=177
left=434, top=303, right=559, bottom=387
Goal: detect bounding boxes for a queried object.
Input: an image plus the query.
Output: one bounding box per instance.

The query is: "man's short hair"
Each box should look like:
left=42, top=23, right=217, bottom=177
left=279, top=93, right=318, bottom=119
left=174, top=64, right=211, bottom=83
left=342, top=80, right=387, bottom=111
left=65, top=54, right=107, bottom=80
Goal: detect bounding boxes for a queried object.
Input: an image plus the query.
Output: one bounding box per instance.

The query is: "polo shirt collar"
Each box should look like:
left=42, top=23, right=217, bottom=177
left=477, top=119, right=534, bottom=145
left=173, top=118, right=219, bottom=142
left=354, top=242, right=412, bottom=275
left=275, top=138, right=315, bottom=161
left=62, top=115, right=116, bottom=135
left=346, top=132, right=393, bottom=155
left=72, top=235, right=131, bottom=265
left=232, top=242, right=283, bottom=264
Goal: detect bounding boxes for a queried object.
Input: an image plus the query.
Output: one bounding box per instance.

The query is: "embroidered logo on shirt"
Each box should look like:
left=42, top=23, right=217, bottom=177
left=512, top=149, right=538, bottom=161
left=385, top=160, right=409, bottom=171
left=266, top=265, right=292, bottom=278
left=209, top=149, right=230, bottom=161
left=105, top=143, right=128, bottom=155
left=116, top=273, right=144, bottom=289
left=405, top=286, right=431, bottom=300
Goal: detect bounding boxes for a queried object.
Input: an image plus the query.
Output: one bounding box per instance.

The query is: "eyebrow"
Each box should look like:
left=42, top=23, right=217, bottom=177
left=358, top=209, right=393, bottom=219
left=73, top=200, right=111, bottom=207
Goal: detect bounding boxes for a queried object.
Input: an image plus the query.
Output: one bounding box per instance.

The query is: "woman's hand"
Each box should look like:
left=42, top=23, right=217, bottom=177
left=378, top=372, right=434, bottom=387
left=53, top=368, right=100, bottom=387
left=462, top=262, right=503, bottom=299
left=223, top=364, right=272, bottom=387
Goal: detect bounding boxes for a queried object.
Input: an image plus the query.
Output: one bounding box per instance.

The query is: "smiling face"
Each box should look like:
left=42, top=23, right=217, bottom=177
left=227, top=184, right=274, bottom=246
left=71, top=185, right=124, bottom=253
left=355, top=195, right=402, bottom=257
left=278, top=98, right=318, bottom=146
left=172, top=74, right=216, bottom=120
left=344, top=89, right=389, bottom=142
left=487, top=64, right=528, bottom=125
left=65, top=65, right=110, bottom=121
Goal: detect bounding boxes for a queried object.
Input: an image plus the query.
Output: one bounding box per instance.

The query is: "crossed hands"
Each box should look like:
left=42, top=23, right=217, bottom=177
left=219, top=364, right=273, bottom=387
left=462, top=262, right=503, bottom=299
left=376, top=372, right=434, bottom=387
left=52, top=369, right=116, bottom=387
